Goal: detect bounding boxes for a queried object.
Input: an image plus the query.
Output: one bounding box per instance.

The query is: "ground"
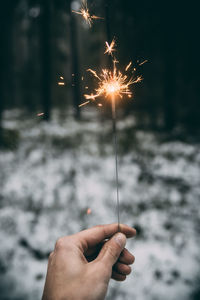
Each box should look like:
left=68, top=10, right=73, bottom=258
left=0, top=109, right=200, bottom=300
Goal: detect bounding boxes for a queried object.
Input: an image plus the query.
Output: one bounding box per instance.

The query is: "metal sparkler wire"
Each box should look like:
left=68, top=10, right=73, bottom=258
left=111, top=95, right=121, bottom=232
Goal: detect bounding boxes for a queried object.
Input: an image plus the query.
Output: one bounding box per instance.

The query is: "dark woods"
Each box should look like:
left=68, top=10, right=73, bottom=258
left=0, top=0, right=199, bottom=136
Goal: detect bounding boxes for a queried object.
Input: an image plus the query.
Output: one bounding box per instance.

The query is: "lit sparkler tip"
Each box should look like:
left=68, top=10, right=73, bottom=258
left=79, top=41, right=145, bottom=109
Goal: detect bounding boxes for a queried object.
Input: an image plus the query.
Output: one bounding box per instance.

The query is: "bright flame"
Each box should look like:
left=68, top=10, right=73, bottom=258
left=72, top=0, right=103, bottom=27
left=104, top=39, right=116, bottom=56
left=79, top=39, right=144, bottom=107
left=83, top=61, right=142, bottom=103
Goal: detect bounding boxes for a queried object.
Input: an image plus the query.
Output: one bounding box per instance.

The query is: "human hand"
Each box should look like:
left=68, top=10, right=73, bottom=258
left=42, top=223, right=136, bottom=300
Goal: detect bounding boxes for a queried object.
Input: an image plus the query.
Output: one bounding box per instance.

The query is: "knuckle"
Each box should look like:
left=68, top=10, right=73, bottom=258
left=55, top=237, right=65, bottom=251
left=48, top=251, right=54, bottom=260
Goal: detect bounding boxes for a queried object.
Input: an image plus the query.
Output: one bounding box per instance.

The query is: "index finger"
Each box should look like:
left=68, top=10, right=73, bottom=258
left=74, top=223, right=136, bottom=251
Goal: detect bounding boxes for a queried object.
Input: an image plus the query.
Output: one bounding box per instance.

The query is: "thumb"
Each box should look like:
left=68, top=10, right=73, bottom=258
left=97, top=233, right=126, bottom=269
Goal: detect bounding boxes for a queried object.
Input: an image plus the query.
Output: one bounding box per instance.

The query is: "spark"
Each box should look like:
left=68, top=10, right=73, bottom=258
left=139, top=59, right=148, bottom=66
left=58, top=82, right=65, bottom=86
left=125, top=61, right=132, bottom=71
left=79, top=100, right=90, bottom=107
left=72, top=0, right=103, bottom=27
left=37, top=112, right=44, bottom=117
left=104, top=39, right=116, bottom=56
left=86, top=208, right=92, bottom=215
left=60, top=76, right=64, bottom=80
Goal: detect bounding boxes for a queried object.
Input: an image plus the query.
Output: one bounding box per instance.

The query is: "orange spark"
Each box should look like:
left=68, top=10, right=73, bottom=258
left=104, top=39, right=116, bottom=56
left=72, top=0, right=103, bottom=27
left=79, top=100, right=90, bottom=107
left=139, top=59, right=148, bottom=66
left=86, top=208, right=92, bottom=215
left=125, top=61, right=132, bottom=71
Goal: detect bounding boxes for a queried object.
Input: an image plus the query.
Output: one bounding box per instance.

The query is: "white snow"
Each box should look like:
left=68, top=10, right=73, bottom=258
left=0, top=109, right=199, bottom=300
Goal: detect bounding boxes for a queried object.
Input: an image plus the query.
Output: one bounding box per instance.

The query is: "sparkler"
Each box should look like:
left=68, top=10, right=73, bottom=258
left=72, top=0, right=103, bottom=27
left=79, top=42, right=143, bottom=231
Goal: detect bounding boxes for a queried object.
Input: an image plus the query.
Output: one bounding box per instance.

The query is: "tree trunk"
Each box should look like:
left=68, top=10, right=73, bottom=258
left=0, top=1, right=17, bottom=139
left=67, top=0, right=81, bottom=119
left=39, top=0, right=52, bottom=121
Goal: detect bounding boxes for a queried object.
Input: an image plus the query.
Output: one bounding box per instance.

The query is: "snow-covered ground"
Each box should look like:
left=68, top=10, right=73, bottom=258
left=0, top=109, right=199, bottom=300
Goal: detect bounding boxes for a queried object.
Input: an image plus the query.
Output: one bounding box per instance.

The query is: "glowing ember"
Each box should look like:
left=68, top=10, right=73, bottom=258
left=37, top=112, right=44, bottom=117
left=104, top=39, right=116, bottom=56
left=79, top=100, right=90, bottom=107
left=139, top=59, right=148, bottom=66
left=58, top=82, right=65, bottom=86
left=125, top=61, right=132, bottom=71
left=86, top=208, right=92, bottom=215
left=72, top=0, right=103, bottom=27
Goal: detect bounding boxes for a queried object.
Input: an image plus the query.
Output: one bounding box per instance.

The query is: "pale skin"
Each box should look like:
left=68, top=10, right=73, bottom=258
left=42, top=223, right=136, bottom=300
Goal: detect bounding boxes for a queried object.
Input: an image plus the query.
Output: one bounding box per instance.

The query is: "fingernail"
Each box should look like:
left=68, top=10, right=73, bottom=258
left=114, top=233, right=126, bottom=248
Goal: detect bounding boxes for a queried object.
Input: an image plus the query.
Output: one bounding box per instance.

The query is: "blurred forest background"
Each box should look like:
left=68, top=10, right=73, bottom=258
left=0, top=1, right=200, bottom=300
left=0, top=0, right=200, bottom=135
